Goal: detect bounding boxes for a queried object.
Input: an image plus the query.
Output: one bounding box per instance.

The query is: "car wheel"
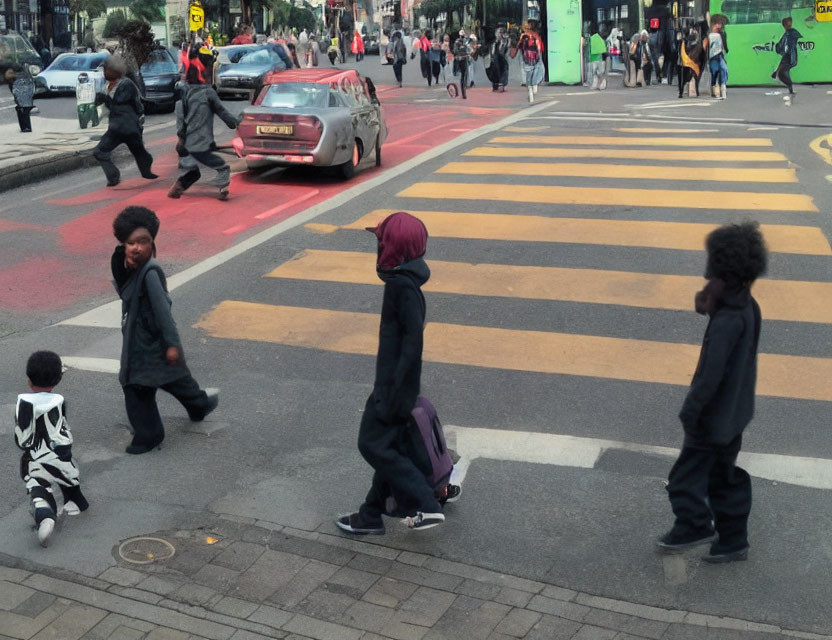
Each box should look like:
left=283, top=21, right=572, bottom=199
left=340, top=140, right=359, bottom=180
left=375, top=135, right=382, bottom=167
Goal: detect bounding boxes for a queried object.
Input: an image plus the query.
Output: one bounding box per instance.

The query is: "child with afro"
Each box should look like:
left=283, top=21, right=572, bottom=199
left=112, top=206, right=218, bottom=455
left=16, top=351, right=89, bottom=547
left=657, top=221, right=768, bottom=563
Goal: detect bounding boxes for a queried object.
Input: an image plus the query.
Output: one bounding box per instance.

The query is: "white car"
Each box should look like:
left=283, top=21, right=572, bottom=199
left=36, top=52, right=109, bottom=95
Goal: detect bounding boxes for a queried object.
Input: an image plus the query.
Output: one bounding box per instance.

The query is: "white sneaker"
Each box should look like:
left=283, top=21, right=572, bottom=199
left=38, top=518, right=55, bottom=547
left=403, top=512, right=445, bottom=530
left=63, top=501, right=81, bottom=516
left=532, top=84, right=538, bottom=94
left=528, top=86, right=534, bottom=103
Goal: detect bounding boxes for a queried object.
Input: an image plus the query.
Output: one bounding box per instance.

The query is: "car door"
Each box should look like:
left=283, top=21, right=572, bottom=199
left=341, top=76, right=373, bottom=160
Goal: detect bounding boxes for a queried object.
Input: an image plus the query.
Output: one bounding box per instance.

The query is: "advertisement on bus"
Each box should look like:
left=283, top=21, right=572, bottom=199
left=711, top=0, right=832, bottom=84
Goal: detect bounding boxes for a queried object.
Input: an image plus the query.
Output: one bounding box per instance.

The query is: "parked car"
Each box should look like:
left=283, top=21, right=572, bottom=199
left=363, top=31, right=380, bottom=55
left=1, top=31, right=43, bottom=91
left=233, top=68, right=386, bottom=179
left=140, top=47, right=180, bottom=112
left=212, top=44, right=257, bottom=89
left=35, top=52, right=108, bottom=95
left=216, top=44, right=290, bottom=98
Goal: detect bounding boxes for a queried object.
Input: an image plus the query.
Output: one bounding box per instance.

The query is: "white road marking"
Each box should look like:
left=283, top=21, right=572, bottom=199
left=58, top=99, right=561, bottom=329
left=448, top=426, right=832, bottom=491
left=529, top=115, right=753, bottom=128
left=62, top=356, right=120, bottom=373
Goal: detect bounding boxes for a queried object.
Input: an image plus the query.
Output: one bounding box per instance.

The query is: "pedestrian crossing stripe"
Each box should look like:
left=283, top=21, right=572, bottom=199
left=342, top=211, right=831, bottom=256
left=615, top=128, right=719, bottom=134
left=436, top=162, right=798, bottom=183
left=464, top=147, right=788, bottom=163
left=265, top=250, right=832, bottom=324
left=398, top=182, right=818, bottom=213
left=194, top=302, right=832, bottom=403
left=489, top=136, right=774, bottom=147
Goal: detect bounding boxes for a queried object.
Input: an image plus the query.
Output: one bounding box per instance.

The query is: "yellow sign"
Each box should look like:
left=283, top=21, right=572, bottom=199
left=818, top=0, right=832, bottom=22
left=189, top=3, right=205, bottom=31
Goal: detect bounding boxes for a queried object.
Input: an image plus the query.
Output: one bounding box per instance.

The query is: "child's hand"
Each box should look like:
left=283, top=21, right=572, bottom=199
left=166, top=346, right=181, bottom=365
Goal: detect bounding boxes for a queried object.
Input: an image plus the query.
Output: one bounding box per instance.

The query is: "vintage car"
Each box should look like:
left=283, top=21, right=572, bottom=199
left=233, top=68, right=386, bottom=179
left=139, top=47, right=180, bottom=112
left=0, top=31, right=42, bottom=88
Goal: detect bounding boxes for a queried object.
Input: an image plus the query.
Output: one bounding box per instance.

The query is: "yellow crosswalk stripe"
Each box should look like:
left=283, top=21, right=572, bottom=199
left=195, top=302, right=832, bottom=402
left=490, top=135, right=774, bottom=147
left=265, top=250, right=832, bottom=324
left=398, top=182, right=818, bottom=212
left=615, top=128, right=719, bottom=133
left=436, top=162, right=798, bottom=183
left=344, top=211, right=830, bottom=255
left=464, top=147, right=787, bottom=162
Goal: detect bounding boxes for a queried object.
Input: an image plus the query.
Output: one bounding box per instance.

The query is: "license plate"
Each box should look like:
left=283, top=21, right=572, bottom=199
left=257, top=125, right=293, bottom=136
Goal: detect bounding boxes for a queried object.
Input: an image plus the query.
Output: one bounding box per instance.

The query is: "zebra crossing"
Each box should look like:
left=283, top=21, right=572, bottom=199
left=194, top=120, right=832, bottom=470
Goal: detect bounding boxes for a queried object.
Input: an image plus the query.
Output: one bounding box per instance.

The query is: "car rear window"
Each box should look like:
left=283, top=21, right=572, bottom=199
left=142, top=50, right=177, bottom=74
left=261, top=83, right=328, bottom=108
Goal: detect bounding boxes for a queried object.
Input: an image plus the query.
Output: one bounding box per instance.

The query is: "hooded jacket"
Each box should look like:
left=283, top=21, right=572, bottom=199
left=112, top=246, right=189, bottom=388
left=679, top=284, right=761, bottom=446
left=368, top=212, right=430, bottom=423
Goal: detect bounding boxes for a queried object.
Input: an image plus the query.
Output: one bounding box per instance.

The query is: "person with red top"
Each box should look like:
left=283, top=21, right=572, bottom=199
left=351, top=29, right=365, bottom=61
left=516, top=20, right=545, bottom=102
left=231, top=26, right=253, bottom=45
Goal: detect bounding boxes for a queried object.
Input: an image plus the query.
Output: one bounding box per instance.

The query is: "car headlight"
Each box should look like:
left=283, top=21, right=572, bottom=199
left=29, top=64, right=41, bottom=75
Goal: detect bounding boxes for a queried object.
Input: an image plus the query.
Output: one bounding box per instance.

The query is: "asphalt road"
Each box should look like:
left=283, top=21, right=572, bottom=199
left=0, top=79, right=831, bottom=634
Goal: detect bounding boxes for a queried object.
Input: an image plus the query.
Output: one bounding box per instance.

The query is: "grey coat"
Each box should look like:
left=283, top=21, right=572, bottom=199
left=679, top=287, right=761, bottom=447
left=112, top=247, right=190, bottom=388
left=176, top=84, right=240, bottom=153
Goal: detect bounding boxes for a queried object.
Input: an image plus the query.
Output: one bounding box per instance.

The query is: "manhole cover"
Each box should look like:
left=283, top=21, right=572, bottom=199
left=118, top=537, right=176, bottom=564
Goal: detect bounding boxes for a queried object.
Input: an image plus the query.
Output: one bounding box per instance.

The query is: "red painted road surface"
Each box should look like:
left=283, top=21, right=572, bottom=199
left=0, top=86, right=524, bottom=314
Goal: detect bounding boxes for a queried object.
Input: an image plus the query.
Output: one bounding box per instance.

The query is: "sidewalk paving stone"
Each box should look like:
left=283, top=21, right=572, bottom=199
left=192, top=564, right=242, bottom=591
left=493, top=587, right=533, bottom=609
left=493, top=608, right=542, bottom=637
left=80, top=612, right=155, bottom=639
left=346, top=553, right=395, bottom=576
left=0, top=599, right=70, bottom=639
left=232, top=550, right=310, bottom=603
left=324, top=567, right=379, bottom=599
left=213, top=542, right=267, bottom=573
left=134, top=575, right=187, bottom=597
left=246, top=604, right=293, bottom=629
left=265, top=560, right=339, bottom=609
left=342, top=600, right=396, bottom=633
left=11, top=592, right=56, bottom=619
left=107, top=586, right=164, bottom=605
left=97, top=567, right=146, bottom=588
left=211, top=596, right=260, bottom=620
left=268, top=534, right=355, bottom=567
left=527, top=594, right=591, bottom=622
left=296, top=588, right=357, bottom=620
left=281, top=613, right=363, bottom=640
left=525, top=613, right=584, bottom=640
left=361, top=577, right=419, bottom=609
left=581, top=608, right=669, bottom=639
left=107, top=626, right=146, bottom=640
left=0, top=581, right=35, bottom=610
left=397, top=586, right=455, bottom=627
left=453, top=578, right=502, bottom=601
left=572, top=624, right=619, bottom=640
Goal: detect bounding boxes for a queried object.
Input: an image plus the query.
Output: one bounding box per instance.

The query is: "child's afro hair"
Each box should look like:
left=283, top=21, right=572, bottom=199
left=26, top=350, right=63, bottom=388
left=705, top=221, right=768, bottom=288
left=113, top=206, right=160, bottom=243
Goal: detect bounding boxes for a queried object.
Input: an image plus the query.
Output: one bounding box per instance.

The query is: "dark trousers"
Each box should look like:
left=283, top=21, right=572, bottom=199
left=16, top=106, right=33, bottom=132
left=678, top=67, right=700, bottom=97
left=457, top=60, right=469, bottom=98
left=178, top=151, right=230, bottom=190
left=775, top=57, right=794, bottom=93
left=123, top=375, right=212, bottom=447
left=94, top=128, right=154, bottom=184
left=667, top=434, right=751, bottom=552
left=357, top=394, right=442, bottom=521
left=392, top=61, right=403, bottom=83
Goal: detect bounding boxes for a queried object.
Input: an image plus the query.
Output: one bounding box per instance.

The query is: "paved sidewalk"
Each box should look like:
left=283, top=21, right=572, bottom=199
left=1, top=516, right=829, bottom=640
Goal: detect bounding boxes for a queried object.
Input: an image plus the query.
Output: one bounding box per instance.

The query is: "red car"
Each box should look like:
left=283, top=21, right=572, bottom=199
left=233, top=68, right=387, bottom=179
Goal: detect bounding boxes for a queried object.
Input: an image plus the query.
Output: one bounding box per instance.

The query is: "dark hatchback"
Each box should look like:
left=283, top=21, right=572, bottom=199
left=140, top=47, right=180, bottom=112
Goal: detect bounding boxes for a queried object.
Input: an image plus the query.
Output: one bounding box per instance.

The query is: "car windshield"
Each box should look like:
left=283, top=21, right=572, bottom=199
left=224, top=46, right=262, bottom=63
left=49, top=54, right=108, bottom=71
left=142, top=50, right=177, bottom=74
left=0, top=34, right=38, bottom=57
left=238, top=48, right=280, bottom=66
left=260, top=83, right=328, bottom=108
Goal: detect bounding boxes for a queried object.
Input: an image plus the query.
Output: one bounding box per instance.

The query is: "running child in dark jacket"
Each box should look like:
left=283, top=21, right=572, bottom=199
left=657, top=221, right=768, bottom=563
left=336, top=212, right=450, bottom=534
left=111, top=206, right=219, bottom=455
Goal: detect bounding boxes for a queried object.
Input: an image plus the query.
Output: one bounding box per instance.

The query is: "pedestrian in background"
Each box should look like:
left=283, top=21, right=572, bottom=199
left=336, top=212, right=446, bottom=534
left=772, top=17, right=801, bottom=102
left=387, top=30, right=407, bottom=87
left=11, top=65, right=36, bottom=133
left=93, top=56, right=156, bottom=187
left=489, top=27, right=510, bottom=91
left=705, top=21, right=728, bottom=99
left=678, top=23, right=705, bottom=97
left=351, top=29, right=365, bottom=62
left=452, top=30, right=472, bottom=98
left=168, top=47, right=240, bottom=201
left=657, top=221, right=768, bottom=564
left=111, top=206, right=219, bottom=455
left=516, top=21, right=545, bottom=101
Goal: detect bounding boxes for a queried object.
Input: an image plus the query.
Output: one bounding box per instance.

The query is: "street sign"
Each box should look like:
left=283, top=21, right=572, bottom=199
left=818, top=0, right=832, bottom=22
left=189, top=2, right=205, bottom=32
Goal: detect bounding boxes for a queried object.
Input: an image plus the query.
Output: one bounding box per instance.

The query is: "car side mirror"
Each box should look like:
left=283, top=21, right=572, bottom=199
left=365, top=77, right=379, bottom=105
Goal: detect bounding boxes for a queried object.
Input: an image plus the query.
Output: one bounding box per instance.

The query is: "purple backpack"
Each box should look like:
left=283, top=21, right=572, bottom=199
left=410, top=396, right=454, bottom=491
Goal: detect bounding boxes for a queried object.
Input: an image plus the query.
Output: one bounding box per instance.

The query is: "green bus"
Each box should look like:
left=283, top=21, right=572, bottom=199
left=712, top=0, right=832, bottom=84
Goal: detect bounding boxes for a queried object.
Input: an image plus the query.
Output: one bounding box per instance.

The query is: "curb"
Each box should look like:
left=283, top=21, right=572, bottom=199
left=0, top=122, right=175, bottom=194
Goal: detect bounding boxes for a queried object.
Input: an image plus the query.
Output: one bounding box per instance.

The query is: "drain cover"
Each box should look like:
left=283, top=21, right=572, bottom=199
left=118, top=537, right=176, bottom=564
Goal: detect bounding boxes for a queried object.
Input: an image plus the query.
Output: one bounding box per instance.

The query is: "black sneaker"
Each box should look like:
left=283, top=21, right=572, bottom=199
left=125, top=438, right=163, bottom=455
left=438, top=484, right=462, bottom=505
left=655, top=528, right=716, bottom=552
left=335, top=512, right=385, bottom=535
left=404, top=512, right=445, bottom=530
left=703, top=546, right=749, bottom=564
